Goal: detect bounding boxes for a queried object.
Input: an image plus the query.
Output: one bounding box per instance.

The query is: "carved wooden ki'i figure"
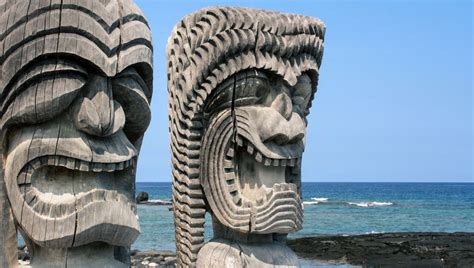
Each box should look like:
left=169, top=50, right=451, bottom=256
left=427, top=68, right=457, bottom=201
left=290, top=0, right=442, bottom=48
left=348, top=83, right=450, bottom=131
left=0, top=0, right=152, bottom=267
left=167, top=7, right=325, bottom=268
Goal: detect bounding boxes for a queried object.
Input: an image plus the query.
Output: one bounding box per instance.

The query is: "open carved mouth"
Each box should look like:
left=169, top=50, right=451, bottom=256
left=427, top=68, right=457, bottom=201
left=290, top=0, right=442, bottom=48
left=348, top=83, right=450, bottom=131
left=201, top=103, right=305, bottom=234
left=10, top=152, right=140, bottom=248
left=17, top=155, right=136, bottom=218
left=234, top=137, right=301, bottom=206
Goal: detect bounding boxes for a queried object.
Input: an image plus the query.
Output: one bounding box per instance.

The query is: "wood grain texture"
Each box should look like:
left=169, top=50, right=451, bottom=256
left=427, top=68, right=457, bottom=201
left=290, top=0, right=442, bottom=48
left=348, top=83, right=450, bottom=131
left=1, top=0, right=152, bottom=266
left=0, top=164, right=18, bottom=268
left=197, top=239, right=300, bottom=268
left=167, top=6, right=325, bottom=267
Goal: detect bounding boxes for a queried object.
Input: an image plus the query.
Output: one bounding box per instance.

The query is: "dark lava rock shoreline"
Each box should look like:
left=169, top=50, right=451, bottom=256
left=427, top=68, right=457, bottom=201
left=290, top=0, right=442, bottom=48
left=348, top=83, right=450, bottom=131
left=131, top=249, right=176, bottom=267
left=287, top=232, right=474, bottom=267
left=17, top=232, right=473, bottom=267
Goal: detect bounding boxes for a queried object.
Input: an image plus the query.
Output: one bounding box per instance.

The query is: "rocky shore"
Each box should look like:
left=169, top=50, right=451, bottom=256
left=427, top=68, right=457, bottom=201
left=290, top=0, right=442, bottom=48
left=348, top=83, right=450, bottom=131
left=17, top=232, right=473, bottom=267
left=136, top=191, right=172, bottom=206
left=288, top=232, right=474, bottom=267
left=131, top=250, right=176, bottom=267
left=17, top=247, right=178, bottom=268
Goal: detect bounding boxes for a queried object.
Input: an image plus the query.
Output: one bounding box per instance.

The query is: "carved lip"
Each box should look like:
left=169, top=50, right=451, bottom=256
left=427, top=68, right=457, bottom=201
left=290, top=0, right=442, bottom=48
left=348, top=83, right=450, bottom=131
left=14, top=154, right=140, bottom=247
left=17, top=155, right=136, bottom=217
left=236, top=136, right=302, bottom=167
left=232, top=135, right=303, bottom=233
left=233, top=138, right=301, bottom=205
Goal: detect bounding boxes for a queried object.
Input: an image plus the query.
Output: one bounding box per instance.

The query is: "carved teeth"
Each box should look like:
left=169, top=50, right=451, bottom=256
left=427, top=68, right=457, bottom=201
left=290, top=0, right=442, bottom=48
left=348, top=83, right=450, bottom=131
left=264, top=158, right=272, bottom=166
left=93, top=189, right=106, bottom=201
left=116, top=162, right=125, bottom=171
left=105, top=163, right=115, bottom=173
left=58, top=156, right=68, bottom=167
left=66, top=158, right=76, bottom=170
left=267, top=183, right=299, bottom=194
left=19, top=156, right=135, bottom=180
left=24, top=171, right=32, bottom=184
left=265, top=188, right=273, bottom=200
left=288, top=183, right=297, bottom=192
left=226, top=148, right=235, bottom=158
left=28, top=189, right=134, bottom=217
left=47, top=157, right=55, bottom=166
left=79, top=161, right=89, bottom=172
left=236, top=137, right=301, bottom=167
left=247, top=145, right=254, bottom=155
left=118, top=193, right=128, bottom=204
left=288, top=159, right=295, bottom=167
left=74, top=159, right=81, bottom=170
left=105, top=191, right=118, bottom=201
left=24, top=189, right=38, bottom=206
left=273, top=183, right=282, bottom=191
left=92, top=163, right=103, bottom=172
left=30, top=159, right=41, bottom=169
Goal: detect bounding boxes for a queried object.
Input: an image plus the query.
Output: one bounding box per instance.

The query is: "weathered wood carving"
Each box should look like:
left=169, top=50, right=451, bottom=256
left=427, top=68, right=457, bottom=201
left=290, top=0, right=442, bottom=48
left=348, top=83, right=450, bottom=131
left=167, top=7, right=325, bottom=267
left=0, top=0, right=153, bottom=266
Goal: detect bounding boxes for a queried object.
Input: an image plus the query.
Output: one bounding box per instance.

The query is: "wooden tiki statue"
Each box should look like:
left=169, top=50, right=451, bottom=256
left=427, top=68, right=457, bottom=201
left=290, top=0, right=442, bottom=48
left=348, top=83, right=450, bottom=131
left=167, top=7, right=325, bottom=267
left=0, top=0, right=153, bottom=266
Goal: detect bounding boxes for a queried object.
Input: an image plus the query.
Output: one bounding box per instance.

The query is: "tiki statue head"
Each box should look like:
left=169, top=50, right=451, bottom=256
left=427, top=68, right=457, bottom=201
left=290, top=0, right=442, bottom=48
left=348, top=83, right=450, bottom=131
left=0, top=0, right=152, bottom=266
left=167, top=7, right=325, bottom=266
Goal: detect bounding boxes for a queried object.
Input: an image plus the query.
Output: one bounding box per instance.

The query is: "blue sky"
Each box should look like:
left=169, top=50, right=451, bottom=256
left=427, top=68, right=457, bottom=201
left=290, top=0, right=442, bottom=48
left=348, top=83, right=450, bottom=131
left=134, top=0, right=472, bottom=183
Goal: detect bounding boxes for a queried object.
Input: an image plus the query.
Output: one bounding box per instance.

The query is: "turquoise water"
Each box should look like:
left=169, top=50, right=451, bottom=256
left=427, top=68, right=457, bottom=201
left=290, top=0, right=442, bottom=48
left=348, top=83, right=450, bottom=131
left=133, top=182, right=474, bottom=251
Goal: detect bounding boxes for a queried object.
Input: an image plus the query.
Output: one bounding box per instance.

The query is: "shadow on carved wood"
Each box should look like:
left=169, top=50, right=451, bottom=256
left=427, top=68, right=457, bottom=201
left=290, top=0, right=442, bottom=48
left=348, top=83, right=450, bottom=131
left=167, top=6, right=325, bottom=268
left=0, top=0, right=153, bottom=267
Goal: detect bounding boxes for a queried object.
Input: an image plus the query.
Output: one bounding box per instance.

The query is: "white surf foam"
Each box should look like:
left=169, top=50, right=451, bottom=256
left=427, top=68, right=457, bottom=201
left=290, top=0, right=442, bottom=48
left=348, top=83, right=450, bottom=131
left=348, top=201, right=393, bottom=207
left=303, top=201, right=321, bottom=205
left=311, top=197, right=329, bottom=202
left=303, top=197, right=329, bottom=205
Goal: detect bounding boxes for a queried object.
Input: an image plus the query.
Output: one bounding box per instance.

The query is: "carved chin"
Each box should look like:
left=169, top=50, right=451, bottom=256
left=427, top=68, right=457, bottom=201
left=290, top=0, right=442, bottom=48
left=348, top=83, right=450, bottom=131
left=201, top=109, right=303, bottom=234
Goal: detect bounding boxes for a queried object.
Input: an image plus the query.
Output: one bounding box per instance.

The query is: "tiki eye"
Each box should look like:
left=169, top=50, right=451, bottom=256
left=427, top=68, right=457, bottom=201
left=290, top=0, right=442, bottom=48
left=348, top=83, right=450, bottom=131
left=292, top=74, right=313, bottom=116
left=0, top=60, right=88, bottom=128
left=233, top=75, right=270, bottom=107
left=113, top=68, right=151, bottom=142
left=203, top=70, right=270, bottom=117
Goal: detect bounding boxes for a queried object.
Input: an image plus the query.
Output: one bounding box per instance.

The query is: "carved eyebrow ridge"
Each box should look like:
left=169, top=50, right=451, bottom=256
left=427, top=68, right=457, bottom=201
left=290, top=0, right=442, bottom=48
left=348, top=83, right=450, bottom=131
left=114, top=68, right=151, bottom=102
left=0, top=4, right=150, bottom=42
left=0, top=60, right=88, bottom=117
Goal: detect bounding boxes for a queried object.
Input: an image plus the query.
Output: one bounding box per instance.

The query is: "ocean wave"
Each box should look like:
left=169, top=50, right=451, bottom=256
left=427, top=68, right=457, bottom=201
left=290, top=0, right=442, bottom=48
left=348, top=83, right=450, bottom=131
left=348, top=201, right=393, bottom=207
left=303, top=197, right=329, bottom=205
left=148, top=199, right=170, bottom=203
left=303, top=201, right=321, bottom=205
left=311, top=197, right=329, bottom=202
left=365, top=231, right=382, bottom=234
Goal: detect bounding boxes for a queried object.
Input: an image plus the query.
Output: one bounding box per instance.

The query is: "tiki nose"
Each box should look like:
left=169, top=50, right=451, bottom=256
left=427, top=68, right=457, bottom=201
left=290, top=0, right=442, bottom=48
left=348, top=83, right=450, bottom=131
left=73, top=75, right=125, bottom=137
left=271, top=92, right=293, bottom=120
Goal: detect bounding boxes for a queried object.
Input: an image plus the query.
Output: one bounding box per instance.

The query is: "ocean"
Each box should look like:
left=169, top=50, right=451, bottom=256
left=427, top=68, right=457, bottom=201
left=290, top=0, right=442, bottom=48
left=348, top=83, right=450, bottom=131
left=133, top=182, right=474, bottom=251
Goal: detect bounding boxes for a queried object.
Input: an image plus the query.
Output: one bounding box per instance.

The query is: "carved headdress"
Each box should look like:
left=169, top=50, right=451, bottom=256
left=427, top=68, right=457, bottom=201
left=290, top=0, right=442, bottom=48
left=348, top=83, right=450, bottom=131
left=167, top=6, right=325, bottom=266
